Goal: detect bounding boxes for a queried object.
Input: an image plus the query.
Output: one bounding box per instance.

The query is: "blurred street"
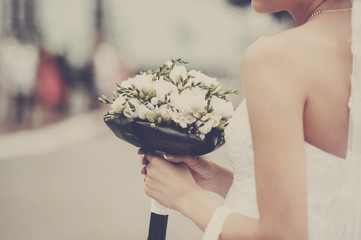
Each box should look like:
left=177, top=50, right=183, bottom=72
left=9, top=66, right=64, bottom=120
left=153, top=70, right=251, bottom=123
left=0, top=108, right=228, bottom=240
left=0, top=0, right=291, bottom=238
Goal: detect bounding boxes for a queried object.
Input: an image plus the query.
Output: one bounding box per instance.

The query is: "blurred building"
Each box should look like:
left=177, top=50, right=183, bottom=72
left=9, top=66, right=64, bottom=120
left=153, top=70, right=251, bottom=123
left=0, top=1, right=292, bottom=239
left=0, top=0, right=292, bottom=134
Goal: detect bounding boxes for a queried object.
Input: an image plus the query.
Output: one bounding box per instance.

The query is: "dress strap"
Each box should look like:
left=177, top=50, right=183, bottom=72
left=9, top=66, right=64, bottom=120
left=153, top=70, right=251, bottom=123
left=202, top=205, right=235, bottom=240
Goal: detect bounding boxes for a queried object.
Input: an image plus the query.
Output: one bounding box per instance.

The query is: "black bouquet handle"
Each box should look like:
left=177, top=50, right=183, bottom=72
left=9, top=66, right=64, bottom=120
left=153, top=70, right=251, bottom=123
left=148, top=213, right=168, bottom=240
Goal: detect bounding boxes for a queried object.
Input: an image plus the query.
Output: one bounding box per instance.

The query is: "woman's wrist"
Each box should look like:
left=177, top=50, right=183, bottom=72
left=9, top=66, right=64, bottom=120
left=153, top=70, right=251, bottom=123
left=213, top=164, right=234, bottom=198
left=167, top=154, right=234, bottom=198
left=201, top=160, right=233, bottom=198
left=177, top=187, right=222, bottom=231
left=176, top=186, right=203, bottom=214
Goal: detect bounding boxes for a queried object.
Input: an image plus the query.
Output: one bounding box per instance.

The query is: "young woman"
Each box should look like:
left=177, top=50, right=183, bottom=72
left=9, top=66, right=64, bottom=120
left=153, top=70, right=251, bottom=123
left=139, top=0, right=354, bottom=239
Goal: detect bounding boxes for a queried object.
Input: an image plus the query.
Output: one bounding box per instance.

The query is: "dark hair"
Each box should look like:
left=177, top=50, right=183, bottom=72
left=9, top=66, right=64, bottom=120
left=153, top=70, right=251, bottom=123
left=227, top=0, right=251, bottom=7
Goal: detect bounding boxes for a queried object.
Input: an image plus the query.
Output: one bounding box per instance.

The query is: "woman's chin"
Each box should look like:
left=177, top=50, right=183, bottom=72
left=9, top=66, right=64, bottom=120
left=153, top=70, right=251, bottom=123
left=251, top=1, right=267, bottom=13
left=251, top=0, right=278, bottom=14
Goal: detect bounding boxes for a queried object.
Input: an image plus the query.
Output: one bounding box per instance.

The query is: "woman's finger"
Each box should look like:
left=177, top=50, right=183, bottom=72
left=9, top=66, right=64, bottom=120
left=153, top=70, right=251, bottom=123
left=138, top=148, right=145, bottom=155
left=144, top=153, right=163, bottom=164
left=165, top=154, right=175, bottom=160
left=166, top=154, right=199, bottom=166
left=164, top=154, right=185, bottom=163
left=141, top=156, right=149, bottom=166
left=141, top=166, right=146, bottom=175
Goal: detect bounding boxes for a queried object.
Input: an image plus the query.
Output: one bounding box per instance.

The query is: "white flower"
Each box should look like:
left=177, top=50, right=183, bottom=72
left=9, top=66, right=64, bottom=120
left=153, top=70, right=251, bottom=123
left=201, top=114, right=221, bottom=128
left=188, top=70, right=220, bottom=89
left=171, top=111, right=196, bottom=128
left=191, top=86, right=208, bottom=98
left=164, top=60, right=173, bottom=68
left=198, top=120, right=214, bottom=135
left=188, top=70, right=207, bottom=83
left=194, top=114, right=221, bottom=135
left=156, top=105, right=173, bottom=122
left=153, top=79, right=178, bottom=102
left=211, top=115, right=221, bottom=128
left=111, top=96, right=126, bottom=111
left=138, top=104, right=154, bottom=120
left=210, top=96, right=234, bottom=118
left=121, top=74, right=154, bottom=93
left=169, top=65, right=187, bottom=81
left=169, top=87, right=209, bottom=128
left=123, top=98, right=141, bottom=118
left=171, top=88, right=207, bottom=116
left=203, top=77, right=220, bottom=88
left=151, top=97, right=159, bottom=105
left=188, top=70, right=219, bottom=86
left=132, top=74, right=154, bottom=91
left=120, top=78, right=134, bottom=88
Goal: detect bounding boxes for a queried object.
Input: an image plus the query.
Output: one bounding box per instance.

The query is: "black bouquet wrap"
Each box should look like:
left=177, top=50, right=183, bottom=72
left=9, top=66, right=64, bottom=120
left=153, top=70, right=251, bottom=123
left=104, top=115, right=225, bottom=156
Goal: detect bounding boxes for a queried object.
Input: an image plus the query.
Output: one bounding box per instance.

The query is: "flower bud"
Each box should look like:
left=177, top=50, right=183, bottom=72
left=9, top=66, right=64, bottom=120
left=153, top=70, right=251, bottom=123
left=146, top=112, right=156, bottom=123
left=112, top=91, right=119, bottom=98
left=217, top=124, right=225, bottom=130
left=151, top=97, right=159, bottom=105
left=98, top=97, right=107, bottom=104
left=123, top=110, right=131, bottom=117
left=148, top=89, right=156, bottom=98
left=142, top=88, right=149, bottom=95
left=192, top=110, right=201, bottom=119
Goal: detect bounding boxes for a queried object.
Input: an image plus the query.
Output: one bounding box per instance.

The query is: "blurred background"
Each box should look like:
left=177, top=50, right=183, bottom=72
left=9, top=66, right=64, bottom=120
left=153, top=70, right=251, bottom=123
left=0, top=0, right=293, bottom=239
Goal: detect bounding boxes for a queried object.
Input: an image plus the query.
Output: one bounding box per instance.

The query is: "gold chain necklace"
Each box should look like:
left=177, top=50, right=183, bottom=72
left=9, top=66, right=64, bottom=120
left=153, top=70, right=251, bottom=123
left=307, top=8, right=352, bottom=22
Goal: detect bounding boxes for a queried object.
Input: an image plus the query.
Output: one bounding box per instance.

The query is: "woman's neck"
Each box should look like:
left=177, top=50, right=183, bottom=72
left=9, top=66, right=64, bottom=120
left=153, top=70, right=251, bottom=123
left=288, top=0, right=352, bottom=26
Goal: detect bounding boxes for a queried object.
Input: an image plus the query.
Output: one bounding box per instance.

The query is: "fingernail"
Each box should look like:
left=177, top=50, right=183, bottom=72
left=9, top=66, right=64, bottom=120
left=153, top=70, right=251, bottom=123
left=166, top=154, right=175, bottom=160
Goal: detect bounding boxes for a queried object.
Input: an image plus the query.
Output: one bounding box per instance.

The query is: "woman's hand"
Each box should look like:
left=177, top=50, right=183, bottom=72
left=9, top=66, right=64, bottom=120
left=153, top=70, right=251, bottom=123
left=139, top=149, right=233, bottom=198
left=166, top=154, right=234, bottom=198
left=140, top=152, right=202, bottom=211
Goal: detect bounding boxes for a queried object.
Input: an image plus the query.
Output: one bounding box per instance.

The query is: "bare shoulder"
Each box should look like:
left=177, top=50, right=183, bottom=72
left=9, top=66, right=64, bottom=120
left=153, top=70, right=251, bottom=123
left=240, top=21, right=345, bottom=100
left=241, top=27, right=311, bottom=102
left=242, top=22, right=349, bottom=85
left=242, top=25, right=313, bottom=76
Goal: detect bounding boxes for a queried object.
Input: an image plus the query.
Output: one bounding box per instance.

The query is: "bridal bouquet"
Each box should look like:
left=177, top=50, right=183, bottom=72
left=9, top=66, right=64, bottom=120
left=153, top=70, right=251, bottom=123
left=99, top=59, right=237, bottom=156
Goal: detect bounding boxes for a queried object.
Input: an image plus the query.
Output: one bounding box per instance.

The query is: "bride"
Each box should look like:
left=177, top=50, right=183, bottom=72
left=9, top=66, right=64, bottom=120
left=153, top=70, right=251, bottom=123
left=139, top=0, right=358, bottom=239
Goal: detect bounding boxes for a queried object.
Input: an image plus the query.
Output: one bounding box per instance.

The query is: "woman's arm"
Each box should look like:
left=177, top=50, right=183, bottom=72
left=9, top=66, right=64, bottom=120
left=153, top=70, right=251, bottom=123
left=223, top=36, right=308, bottom=239
left=177, top=36, right=308, bottom=240
left=143, top=36, right=309, bottom=240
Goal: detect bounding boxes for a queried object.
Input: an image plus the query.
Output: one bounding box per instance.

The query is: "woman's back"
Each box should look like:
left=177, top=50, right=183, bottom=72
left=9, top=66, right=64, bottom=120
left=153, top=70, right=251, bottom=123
left=300, top=12, right=352, bottom=159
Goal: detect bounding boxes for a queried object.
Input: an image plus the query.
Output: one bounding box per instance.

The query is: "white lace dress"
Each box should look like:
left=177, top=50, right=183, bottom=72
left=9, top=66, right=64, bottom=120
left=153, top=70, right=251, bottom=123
left=224, top=100, right=346, bottom=240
